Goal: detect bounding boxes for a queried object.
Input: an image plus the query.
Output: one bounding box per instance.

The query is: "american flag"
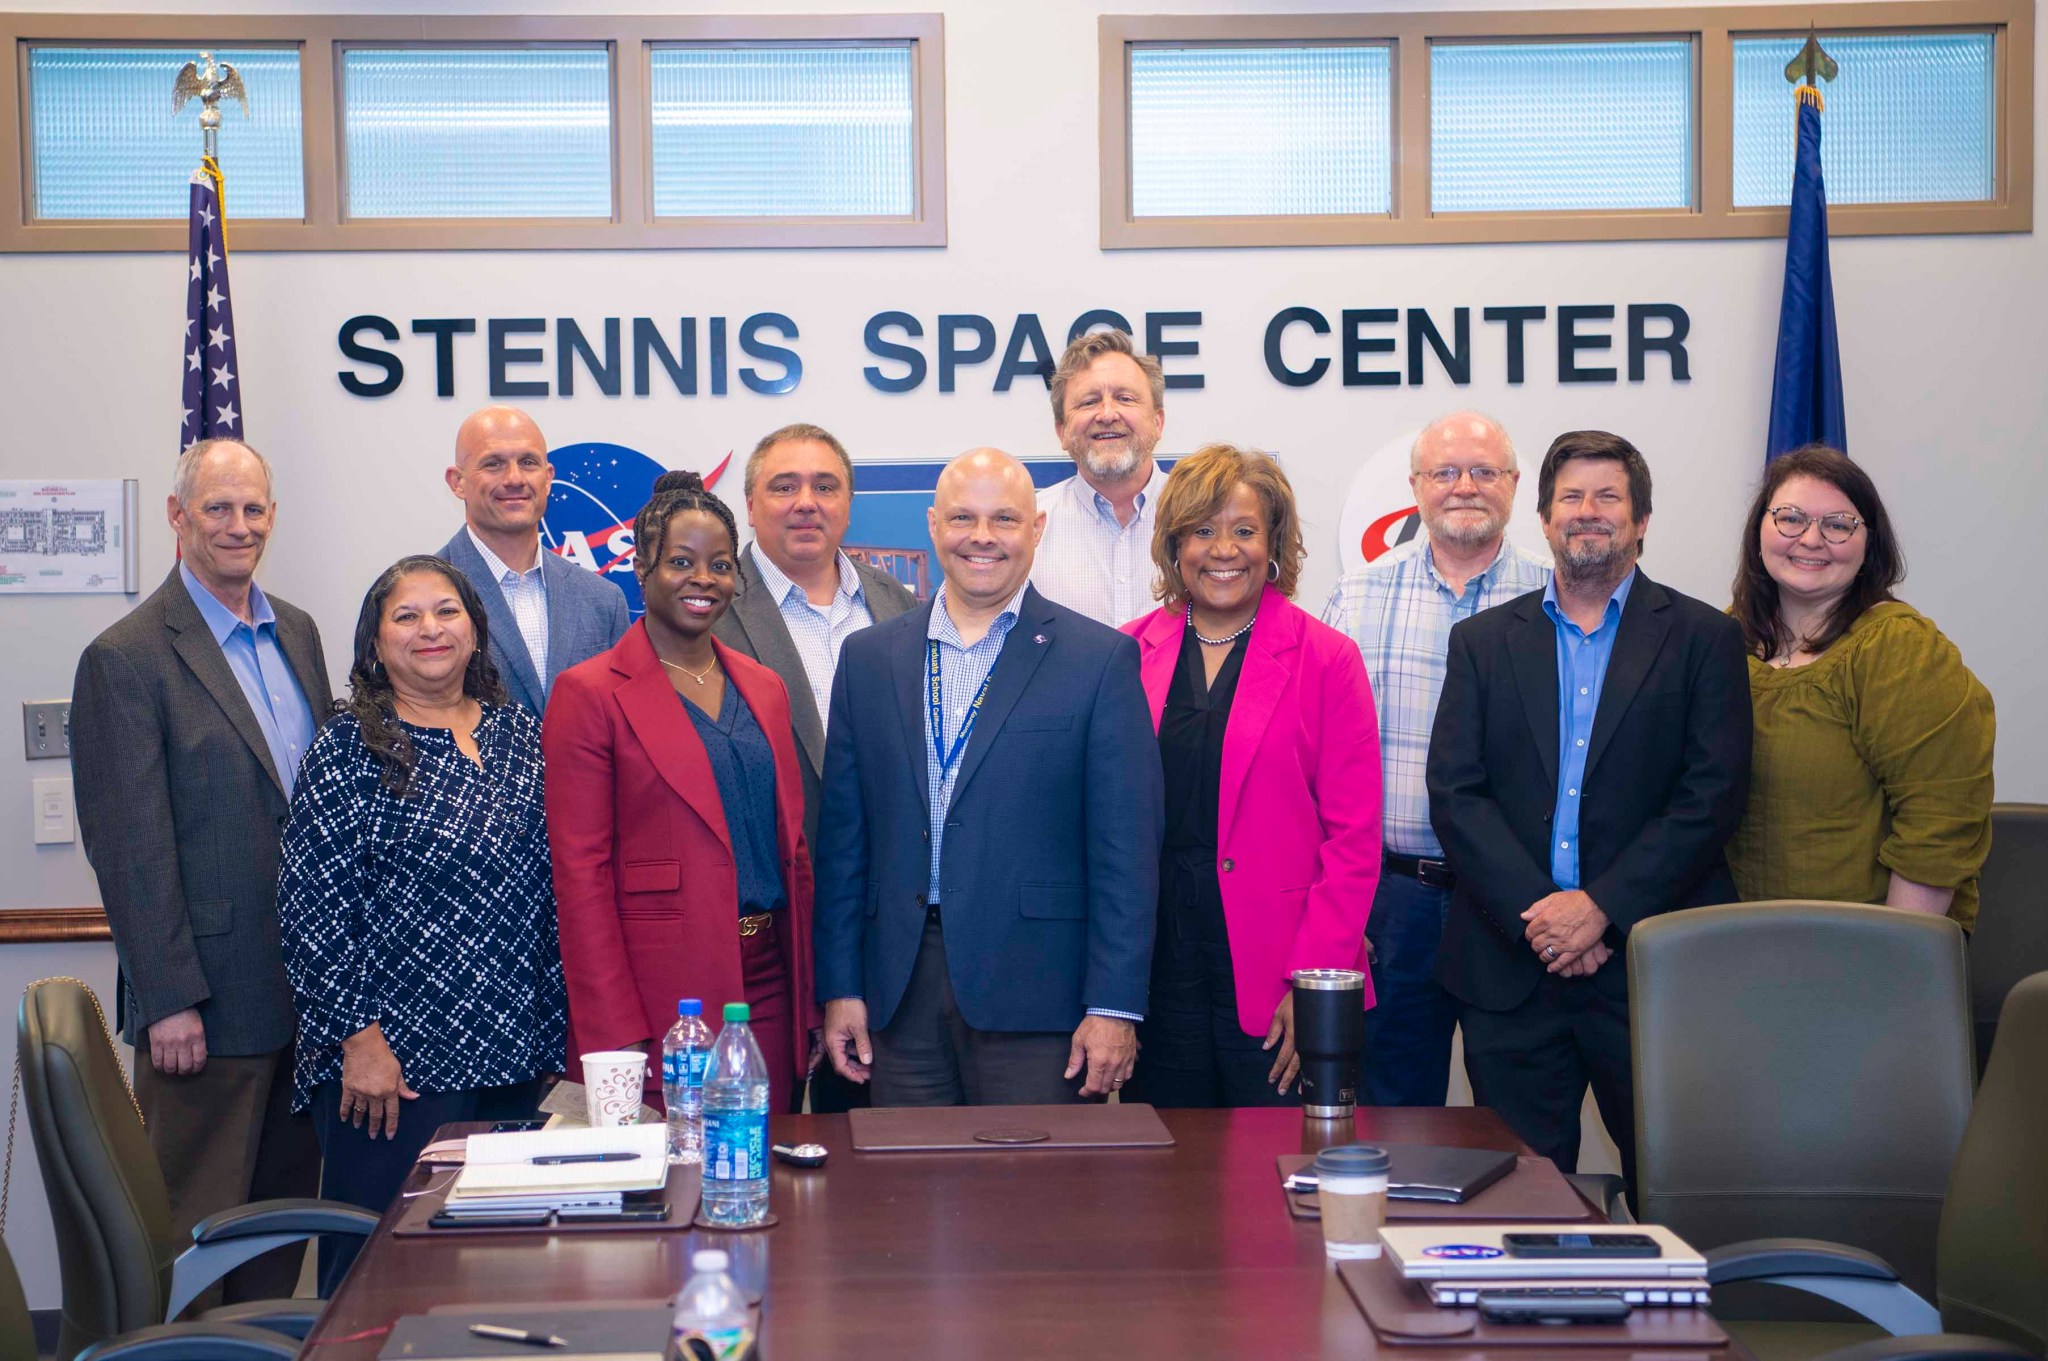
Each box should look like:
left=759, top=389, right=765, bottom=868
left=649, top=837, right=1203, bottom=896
left=181, top=160, right=241, bottom=447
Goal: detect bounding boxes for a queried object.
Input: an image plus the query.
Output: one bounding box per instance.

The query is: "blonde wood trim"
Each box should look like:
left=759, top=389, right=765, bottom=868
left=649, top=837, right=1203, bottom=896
left=5, top=34, right=26, bottom=228
left=2, top=11, right=946, bottom=251
left=1100, top=0, right=2033, bottom=249
left=0, top=908, right=111, bottom=944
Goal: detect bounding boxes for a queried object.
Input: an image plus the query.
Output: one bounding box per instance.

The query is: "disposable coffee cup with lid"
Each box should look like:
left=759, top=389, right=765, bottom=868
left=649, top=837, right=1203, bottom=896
left=1313, top=1143, right=1391, bottom=1260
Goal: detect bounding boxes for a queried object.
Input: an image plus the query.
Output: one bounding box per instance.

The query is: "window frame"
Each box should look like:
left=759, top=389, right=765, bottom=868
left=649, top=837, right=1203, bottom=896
left=1, top=12, right=947, bottom=252
left=1099, top=1, right=2031, bottom=249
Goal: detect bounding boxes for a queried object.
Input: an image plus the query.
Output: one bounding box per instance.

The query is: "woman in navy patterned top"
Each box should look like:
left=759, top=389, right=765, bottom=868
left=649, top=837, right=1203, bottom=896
left=279, top=555, right=565, bottom=1293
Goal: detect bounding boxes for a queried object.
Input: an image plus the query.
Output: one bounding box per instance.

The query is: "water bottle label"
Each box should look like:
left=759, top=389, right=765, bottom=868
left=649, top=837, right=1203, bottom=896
left=663, top=1049, right=709, bottom=1087
left=703, top=1108, right=766, bottom=1182
left=677, top=1324, right=748, bottom=1361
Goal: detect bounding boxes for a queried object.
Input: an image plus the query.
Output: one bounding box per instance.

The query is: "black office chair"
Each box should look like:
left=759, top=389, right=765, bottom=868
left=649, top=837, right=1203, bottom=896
left=1968, top=803, right=2048, bottom=1073
left=18, top=977, right=377, bottom=1360
left=1704, top=968, right=2048, bottom=1361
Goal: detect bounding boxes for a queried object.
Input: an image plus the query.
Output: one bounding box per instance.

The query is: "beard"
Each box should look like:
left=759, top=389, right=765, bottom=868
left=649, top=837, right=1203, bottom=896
left=1553, top=519, right=1637, bottom=588
left=1065, top=427, right=1155, bottom=482
left=1422, top=501, right=1508, bottom=549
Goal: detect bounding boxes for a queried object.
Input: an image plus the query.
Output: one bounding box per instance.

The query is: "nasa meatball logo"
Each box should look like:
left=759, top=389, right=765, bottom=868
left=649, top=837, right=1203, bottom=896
left=540, top=441, right=732, bottom=619
left=1335, top=426, right=1548, bottom=572
left=1422, top=1244, right=1506, bottom=1260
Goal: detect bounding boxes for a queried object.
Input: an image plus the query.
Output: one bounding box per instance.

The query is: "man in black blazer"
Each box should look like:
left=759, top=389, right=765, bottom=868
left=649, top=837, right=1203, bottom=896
left=1427, top=430, right=1750, bottom=1198
left=72, top=439, right=332, bottom=1305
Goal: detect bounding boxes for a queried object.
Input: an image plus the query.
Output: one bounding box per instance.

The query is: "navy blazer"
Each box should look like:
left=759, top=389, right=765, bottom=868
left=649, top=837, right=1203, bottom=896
left=439, top=529, right=631, bottom=713
left=814, top=586, right=1164, bottom=1033
left=1427, top=571, right=1753, bottom=1013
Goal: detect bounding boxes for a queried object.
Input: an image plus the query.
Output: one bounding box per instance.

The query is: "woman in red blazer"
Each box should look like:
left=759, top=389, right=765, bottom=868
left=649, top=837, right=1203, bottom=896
left=1121, top=444, right=1382, bottom=1108
left=543, top=471, right=816, bottom=1114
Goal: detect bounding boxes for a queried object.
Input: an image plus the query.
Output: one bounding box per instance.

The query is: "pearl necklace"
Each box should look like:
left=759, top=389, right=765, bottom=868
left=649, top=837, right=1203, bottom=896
left=1187, top=602, right=1257, bottom=647
left=660, top=655, right=719, bottom=686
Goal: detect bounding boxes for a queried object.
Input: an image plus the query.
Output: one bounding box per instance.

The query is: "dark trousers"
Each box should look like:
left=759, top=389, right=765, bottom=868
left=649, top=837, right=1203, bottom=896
left=311, top=1078, right=542, bottom=1295
left=739, top=916, right=801, bottom=1117
left=1127, top=848, right=1294, bottom=1109
left=1361, top=869, right=1459, bottom=1106
left=134, top=1045, right=318, bottom=1311
left=1458, top=970, right=1637, bottom=1200
left=870, top=917, right=1083, bottom=1106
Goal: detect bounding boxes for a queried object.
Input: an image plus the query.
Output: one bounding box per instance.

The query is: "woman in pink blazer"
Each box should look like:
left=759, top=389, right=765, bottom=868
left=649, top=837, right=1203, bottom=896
left=1121, top=444, right=1382, bottom=1107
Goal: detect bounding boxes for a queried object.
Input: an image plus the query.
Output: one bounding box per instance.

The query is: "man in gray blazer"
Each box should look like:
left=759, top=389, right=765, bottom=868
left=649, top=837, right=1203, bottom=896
left=714, top=424, right=914, bottom=1113
left=438, top=405, right=630, bottom=713
left=72, top=438, right=331, bottom=1305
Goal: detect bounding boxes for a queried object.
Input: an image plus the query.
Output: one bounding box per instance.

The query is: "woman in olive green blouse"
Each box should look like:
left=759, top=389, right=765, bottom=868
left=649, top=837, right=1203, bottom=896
left=1727, top=445, right=1994, bottom=930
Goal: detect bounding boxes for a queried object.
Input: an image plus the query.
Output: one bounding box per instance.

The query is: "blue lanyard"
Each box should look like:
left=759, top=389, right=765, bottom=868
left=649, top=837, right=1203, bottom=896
left=928, top=638, right=997, bottom=777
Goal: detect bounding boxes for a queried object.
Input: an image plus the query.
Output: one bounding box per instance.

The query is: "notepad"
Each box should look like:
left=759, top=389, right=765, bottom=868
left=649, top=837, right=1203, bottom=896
left=447, top=1124, right=667, bottom=1205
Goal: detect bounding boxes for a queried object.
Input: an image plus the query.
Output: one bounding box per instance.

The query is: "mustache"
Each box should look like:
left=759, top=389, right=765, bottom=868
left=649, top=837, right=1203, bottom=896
left=1563, top=518, right=1616, bottom=536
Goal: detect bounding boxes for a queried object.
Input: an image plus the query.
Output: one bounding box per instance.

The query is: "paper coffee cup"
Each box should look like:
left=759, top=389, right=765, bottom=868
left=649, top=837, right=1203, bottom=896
left=1314, top=1144, right=1391, bottom=1260
left=581, top=1050, right=649, bottom=1127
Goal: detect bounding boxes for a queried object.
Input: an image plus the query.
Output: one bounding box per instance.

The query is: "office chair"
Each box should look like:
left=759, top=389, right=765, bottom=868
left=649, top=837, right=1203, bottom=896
left=1704, top=968, right=2048, bottom=1361
left=17, top=977, right=377, bottom=1360
left=1968, top=803, right=2048, bottom=1073
left=1629, top=901, right=1974, bottom=1303
left=2, top=1235, right=297, bottom=1361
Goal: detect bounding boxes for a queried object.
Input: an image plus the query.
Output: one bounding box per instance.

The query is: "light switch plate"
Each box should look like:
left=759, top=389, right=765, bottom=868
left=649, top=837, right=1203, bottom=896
left=33, top=776, right=75, bottom=845
left=22, top=700, right=71, bottom=759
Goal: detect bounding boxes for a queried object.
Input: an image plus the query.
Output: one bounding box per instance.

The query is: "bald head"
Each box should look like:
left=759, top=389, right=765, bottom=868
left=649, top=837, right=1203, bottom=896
left=928, top=447, right=1045, bottom=616
left=1410, top=411, right=1517, bottom=473
left=447, top=405, right=554, bottom=554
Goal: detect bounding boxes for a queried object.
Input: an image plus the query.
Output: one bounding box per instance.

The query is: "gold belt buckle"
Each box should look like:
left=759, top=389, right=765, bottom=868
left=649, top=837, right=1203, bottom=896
left=738, top=913, right=771, bottom=938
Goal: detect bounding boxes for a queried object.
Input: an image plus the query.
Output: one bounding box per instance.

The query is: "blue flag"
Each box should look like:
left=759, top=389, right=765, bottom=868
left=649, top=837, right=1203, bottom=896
left=1765, top=93, right=1846, bottom=461
left=180, top=158, right=243, bottom=450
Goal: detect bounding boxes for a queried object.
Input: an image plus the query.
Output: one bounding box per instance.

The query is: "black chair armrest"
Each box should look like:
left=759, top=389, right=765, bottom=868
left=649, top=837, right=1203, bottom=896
left=198, top=1298, right=322, bottom=1339
left=1817, top=1336, right=2041, bottom=1361
left=76, top=1322, right=302, bottom=1360
left=1565, top=1172, right=1632, bottom=1222
left=191, top=1197, right=380, bottom=1244
left=1707, top=1238, right=1900, bottom=1284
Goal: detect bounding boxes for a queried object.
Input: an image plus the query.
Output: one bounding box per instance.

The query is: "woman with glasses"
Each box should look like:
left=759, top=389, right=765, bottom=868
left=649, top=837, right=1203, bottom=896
left=1726, top=445, right=1994, bottom=929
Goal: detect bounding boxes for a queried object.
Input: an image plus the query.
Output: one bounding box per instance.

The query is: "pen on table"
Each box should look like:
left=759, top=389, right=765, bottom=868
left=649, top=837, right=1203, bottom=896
left=468, top=1324, right=567, bottom=1348
left=529, top=1151, right=640, bottom=1165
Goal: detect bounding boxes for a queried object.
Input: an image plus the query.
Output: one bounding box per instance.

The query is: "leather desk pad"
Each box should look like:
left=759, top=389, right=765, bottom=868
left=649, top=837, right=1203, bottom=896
left=391, top=1162, right=700, bottom=1237
left=1339, top=1253, right=1729, bottom=1348
left=848, top=1102, right=1175, bottom=1151
left=1277, top=1151, right=1592, bottom=1221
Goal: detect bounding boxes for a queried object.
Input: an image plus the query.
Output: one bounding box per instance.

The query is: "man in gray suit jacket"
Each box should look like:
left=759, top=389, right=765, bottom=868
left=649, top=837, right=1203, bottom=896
left=72, top=438, right=331, bottom=1306
left=438, top=405, right=630, bottom=713
left=713, top=425, right=914, bottom=1114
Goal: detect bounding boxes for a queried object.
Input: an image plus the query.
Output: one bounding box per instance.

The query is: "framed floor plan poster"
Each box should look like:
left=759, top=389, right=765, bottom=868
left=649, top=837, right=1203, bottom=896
left=0, top=479, right=140, bottom=594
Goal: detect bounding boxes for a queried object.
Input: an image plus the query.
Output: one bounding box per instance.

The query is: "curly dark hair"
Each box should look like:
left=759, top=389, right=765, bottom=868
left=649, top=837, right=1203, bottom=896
left=632, top=470, right=742, bottom=584
left=341, top=554, right=508, bottom=794
left=1730, top=444, right=1902, bottom=662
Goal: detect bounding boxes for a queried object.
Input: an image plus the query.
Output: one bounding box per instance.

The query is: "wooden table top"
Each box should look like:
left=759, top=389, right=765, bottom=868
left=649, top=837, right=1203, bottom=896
left=306, top=1106, right=1693, bottom=1361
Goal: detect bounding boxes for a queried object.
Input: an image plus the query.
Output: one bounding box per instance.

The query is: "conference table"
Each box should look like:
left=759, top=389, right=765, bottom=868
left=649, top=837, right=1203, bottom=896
left=305, top=1106, right=1712, bottom=1360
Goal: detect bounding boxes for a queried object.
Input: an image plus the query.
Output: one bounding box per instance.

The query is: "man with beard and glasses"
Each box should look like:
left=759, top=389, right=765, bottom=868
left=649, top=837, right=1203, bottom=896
left=1426, top=429, right=1750, bottom=1202
left=1032, top=329, right=1169, bottom=626
left=1321, top=412, right=1550, bottom=1108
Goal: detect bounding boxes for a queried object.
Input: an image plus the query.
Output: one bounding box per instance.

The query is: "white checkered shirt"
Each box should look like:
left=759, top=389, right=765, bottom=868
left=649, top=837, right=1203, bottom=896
left=1321, top=537, right=1552, bottom=857
left=1030, top=461, right=1168, bottom=628
left=468, top=528, right=549, bottom=684
left=748, top=544, right=872, bottom=739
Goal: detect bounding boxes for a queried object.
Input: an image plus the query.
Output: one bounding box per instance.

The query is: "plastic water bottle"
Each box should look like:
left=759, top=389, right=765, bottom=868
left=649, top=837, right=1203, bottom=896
left=672, top=1248, right=750, bottom=1359
left=661, top=998, right=714, bottom=1165
left=700, top=1001, right=771, bottom=1226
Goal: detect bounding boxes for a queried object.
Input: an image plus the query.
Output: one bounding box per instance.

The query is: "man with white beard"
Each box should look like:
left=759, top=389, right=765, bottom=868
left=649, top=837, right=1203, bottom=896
left=1031, top=329, right=1169, bottom=627
left=1321, top=412, right=1551, bottom=1107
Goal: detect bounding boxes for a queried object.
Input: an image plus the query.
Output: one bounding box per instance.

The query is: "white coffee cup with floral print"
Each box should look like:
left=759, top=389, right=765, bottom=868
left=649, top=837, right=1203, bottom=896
left=581, top=1050, right=648, bottom=1127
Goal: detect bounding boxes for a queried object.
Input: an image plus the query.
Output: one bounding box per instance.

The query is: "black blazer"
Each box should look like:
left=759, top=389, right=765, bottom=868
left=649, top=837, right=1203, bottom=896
left=1427, top=571, right=1752, bottom=1013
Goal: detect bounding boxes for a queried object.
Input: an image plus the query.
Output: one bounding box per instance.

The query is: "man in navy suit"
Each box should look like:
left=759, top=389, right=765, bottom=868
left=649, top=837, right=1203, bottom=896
left=438, top=406, right=630, bottom=712
left=815, top=448, right=1164, bottom=1106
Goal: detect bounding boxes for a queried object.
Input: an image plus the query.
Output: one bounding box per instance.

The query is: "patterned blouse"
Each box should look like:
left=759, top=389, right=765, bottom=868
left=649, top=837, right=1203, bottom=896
left=278, top=703, right=567, bottom=1111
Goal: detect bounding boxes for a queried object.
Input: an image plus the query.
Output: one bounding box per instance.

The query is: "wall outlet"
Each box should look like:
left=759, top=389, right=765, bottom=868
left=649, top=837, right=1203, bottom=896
left=33, top=777, right=75, bottom=845
left=22, top=701, right=72, bottom=760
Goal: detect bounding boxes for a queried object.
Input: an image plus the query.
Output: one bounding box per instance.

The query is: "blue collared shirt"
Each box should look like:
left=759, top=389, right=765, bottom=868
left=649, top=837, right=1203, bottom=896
left=1541, top=568, right=1637, bottom=889
left=750, top=543, right=872, bottom=738
left=923, top=582, right=1025, bottom=902
left=180, top=563, right=318, bottom=798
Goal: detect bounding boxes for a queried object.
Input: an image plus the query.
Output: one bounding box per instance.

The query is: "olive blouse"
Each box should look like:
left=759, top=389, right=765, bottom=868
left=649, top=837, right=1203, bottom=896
left=1727, top=601, right=1995, bottom=930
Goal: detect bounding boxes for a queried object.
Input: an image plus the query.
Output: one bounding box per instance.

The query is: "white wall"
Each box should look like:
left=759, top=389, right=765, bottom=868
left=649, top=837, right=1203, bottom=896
left=1, top=0, right=2041, bottom=1308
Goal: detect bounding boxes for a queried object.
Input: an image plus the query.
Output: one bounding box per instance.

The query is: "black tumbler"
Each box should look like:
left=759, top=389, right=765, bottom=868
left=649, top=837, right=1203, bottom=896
left=1291, top=968, right=1367, bottom=1118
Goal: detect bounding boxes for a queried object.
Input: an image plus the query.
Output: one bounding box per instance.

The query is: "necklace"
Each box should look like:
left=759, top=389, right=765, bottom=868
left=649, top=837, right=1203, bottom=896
left=1187, top=601, right=1257, bottom=647
left=660, top=655, right=719, bottom=686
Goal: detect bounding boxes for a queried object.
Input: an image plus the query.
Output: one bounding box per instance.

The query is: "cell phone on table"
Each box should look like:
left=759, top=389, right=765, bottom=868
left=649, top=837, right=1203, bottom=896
left=428, top=1210, right=552, bottom=1229
left=1479, top=1294, right=1632, bottom=1325
left=1502, top=1231, right=1661, bottom=1259
left=557, top=1201, right=670, bottom=1222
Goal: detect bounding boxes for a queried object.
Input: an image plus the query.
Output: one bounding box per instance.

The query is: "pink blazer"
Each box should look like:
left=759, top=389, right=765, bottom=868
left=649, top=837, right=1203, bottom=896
left=1124, top=586, right=1382, bottom=1034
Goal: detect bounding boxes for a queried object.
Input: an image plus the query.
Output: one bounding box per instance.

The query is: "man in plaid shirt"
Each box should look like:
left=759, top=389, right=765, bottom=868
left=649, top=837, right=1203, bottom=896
left=1321, top=412, right=1550, bottom=1106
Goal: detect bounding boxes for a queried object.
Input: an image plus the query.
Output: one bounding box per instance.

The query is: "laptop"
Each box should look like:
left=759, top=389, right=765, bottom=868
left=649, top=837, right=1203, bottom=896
left=1381, top=1224, right=1708, bottom=1281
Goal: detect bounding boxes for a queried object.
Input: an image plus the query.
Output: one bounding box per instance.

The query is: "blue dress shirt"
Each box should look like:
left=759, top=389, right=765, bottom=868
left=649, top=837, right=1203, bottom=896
left=1541, top=568, right=1637, bottom=889
left=180, top=564, right=317, bottom=798
left=682, top=685, right=788, bottom=917
left=923, top=582, right=1024, bottom=903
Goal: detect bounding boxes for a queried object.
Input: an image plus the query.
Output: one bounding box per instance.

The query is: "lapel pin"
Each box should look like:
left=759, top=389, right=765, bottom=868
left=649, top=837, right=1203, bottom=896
left=1034, top=633, right=1048, bottom=645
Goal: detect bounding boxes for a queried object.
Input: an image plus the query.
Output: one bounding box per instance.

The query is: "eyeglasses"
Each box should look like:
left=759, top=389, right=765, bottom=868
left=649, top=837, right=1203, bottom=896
left=1418, top=465, right=1512, bottom=488
left=1767, top=506, right=1865, bottom=544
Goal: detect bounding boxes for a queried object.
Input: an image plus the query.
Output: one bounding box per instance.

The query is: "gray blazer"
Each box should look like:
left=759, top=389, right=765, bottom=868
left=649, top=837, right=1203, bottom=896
left=713, top=545, right=916, bottom=847
left=71, top=568, right=334, bottom=1055
left=439, top=528, right=631, bottom=714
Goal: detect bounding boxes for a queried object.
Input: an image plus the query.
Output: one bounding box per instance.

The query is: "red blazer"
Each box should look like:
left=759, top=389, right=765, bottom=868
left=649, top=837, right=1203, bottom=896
left=542, top=620, right=817, bottom=1091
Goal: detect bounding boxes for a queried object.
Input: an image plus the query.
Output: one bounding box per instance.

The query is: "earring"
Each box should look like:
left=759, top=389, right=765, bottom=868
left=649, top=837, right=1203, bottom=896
left=1266, top=560, right=1280, bottom=583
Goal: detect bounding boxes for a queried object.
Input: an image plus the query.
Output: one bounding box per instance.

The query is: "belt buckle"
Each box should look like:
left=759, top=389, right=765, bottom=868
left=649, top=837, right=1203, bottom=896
left=1416, top=859, right=1453, bottom=890
left=738, top=913, right=770, bottom=938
